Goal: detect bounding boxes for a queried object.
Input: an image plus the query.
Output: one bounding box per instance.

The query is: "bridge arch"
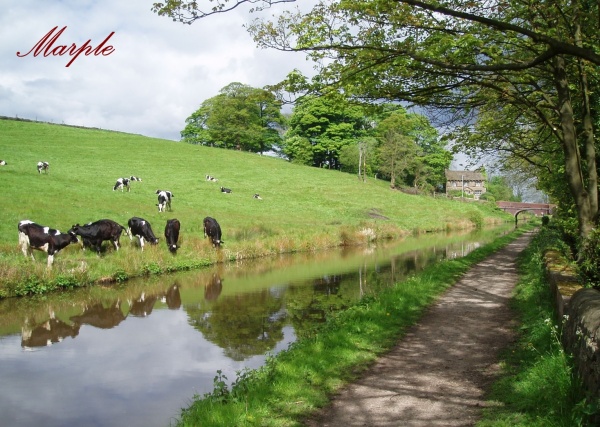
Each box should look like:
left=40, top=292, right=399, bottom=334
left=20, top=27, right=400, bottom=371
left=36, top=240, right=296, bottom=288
left=514, top=209, right=542, bottom=226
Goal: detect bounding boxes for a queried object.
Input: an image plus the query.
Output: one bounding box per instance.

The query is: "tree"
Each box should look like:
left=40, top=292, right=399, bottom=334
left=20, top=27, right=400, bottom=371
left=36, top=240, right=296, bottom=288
left=378, top=129, right=419, bottom=189
left=245, top=1, right=599, bottom=240
left=485, top=176, right=520, bottom=203
left=181, top=82, right=284, bottom=153
left=153, top=0, right=600, bottom=242
left=338, top=137, right=377, bottom=180
left=284, top=95, right=370, bottom=168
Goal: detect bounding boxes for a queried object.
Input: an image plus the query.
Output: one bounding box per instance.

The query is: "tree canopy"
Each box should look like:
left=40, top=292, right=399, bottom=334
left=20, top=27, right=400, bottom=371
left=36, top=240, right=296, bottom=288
left=181, top=82, right=284, bottom=153
left=153, top=0, right=600, bottom=245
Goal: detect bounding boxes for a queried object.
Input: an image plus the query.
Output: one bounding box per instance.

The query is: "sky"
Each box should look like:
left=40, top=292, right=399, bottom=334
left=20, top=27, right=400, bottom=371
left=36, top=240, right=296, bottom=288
left=0, top=0, right=314, bottom=141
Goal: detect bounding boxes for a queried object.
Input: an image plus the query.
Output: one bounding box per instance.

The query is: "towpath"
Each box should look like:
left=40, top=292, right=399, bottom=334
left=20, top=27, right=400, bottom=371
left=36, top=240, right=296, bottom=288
left=304, top=230, right=534, bottom=427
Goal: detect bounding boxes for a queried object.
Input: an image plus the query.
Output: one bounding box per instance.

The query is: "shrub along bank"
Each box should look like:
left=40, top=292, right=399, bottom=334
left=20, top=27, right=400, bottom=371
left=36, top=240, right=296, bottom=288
left=0, top=119, right=511, bottom=298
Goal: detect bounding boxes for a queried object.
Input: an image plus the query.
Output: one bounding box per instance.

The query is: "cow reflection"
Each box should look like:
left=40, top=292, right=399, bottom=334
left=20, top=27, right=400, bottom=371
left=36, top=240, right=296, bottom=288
left=21, top=316, right=80, bottom=348
left=70, top=301, right=126, bottom=329
left=129, top=292, right=158, bottom=317
left=204, top=274, right=223, bottom=301
left=161, top=283, right=181, bottom=309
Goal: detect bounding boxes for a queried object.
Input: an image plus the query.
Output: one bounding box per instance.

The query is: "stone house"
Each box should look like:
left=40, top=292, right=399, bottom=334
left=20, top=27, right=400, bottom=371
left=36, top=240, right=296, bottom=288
left=445, top=170, right=487, bottom=199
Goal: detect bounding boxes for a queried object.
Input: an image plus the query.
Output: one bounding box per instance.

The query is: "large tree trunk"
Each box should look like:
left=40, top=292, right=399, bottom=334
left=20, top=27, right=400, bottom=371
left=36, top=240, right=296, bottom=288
left=574, top=19, right=599, bottom=222
left=554, top=55, right=595, bottom=240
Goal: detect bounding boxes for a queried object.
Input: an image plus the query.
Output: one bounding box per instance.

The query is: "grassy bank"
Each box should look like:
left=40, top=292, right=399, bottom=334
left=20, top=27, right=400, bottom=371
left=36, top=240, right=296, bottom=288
left=173, top=224, right=534, bottom=426
left=478, top=227, right=598, bottom=426
left=0, top=118, right=511, bottom=297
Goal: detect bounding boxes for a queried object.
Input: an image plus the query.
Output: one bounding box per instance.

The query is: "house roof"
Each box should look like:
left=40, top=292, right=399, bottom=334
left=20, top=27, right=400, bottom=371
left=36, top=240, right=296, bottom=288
left=445, top=170, right=486, bottom=181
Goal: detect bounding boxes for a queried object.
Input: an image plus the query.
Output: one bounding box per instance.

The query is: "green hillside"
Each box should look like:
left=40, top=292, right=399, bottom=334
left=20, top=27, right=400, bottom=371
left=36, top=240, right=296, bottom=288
left=0, top=118, right=511, bottom=296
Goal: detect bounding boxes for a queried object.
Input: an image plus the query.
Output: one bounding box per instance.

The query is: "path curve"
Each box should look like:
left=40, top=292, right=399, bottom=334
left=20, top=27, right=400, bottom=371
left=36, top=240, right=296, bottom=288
left=304, top=231, right=534, bottom=427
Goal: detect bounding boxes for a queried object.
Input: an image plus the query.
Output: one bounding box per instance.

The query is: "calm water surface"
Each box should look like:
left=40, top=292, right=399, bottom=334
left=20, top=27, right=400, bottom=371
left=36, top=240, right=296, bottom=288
left=0, top=225, right=513, bottom=427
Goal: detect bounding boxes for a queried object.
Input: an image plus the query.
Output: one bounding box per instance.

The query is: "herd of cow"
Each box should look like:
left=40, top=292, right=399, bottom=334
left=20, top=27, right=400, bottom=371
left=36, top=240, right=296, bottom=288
left=18, top=215, right=223, bottom=268
left=13, top=162, right=225, bottom=268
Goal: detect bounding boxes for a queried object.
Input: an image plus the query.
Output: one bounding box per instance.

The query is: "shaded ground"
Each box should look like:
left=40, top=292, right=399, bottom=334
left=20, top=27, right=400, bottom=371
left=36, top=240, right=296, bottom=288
left=305, top=231, right=534, bottom=427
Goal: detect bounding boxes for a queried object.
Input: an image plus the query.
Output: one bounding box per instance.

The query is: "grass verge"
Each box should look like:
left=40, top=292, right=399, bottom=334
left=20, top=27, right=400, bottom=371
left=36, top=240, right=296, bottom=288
left=174, top=224, right=534, bottom=426
left=0, top=118, right=512, bottom=298
left=477, top=227, right=599, bottom=427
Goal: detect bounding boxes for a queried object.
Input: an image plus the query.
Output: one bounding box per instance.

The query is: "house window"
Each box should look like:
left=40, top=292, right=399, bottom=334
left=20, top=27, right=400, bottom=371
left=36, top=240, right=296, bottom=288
left=452, top=182, right=457, bottom=187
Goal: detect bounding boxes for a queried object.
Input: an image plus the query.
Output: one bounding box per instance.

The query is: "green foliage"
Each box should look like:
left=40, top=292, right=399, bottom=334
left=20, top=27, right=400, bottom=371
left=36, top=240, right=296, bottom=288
left=181, top=82, right=284, bottom=153
left=468, top=210, right=484, bottom=229
left=485, top=175, right=520, bottom=202
left=284, top=94, right=369, bottom=168
left=243, top=0, right=600, bottom=246
left=479, top=228, right=596, bottom=426
left=578, top=229, right=600, bottom=289
left=142, top=262, right=162, bottom=275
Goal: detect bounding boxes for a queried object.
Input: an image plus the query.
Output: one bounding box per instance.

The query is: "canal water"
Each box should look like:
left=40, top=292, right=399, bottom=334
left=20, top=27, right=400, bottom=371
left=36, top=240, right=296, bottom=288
left=0, top=225, right=512, bottom=427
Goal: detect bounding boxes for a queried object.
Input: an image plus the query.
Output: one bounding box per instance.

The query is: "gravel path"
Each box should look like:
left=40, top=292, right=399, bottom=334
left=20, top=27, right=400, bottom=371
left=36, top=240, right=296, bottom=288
left=304, top=231, right=534, bottom=427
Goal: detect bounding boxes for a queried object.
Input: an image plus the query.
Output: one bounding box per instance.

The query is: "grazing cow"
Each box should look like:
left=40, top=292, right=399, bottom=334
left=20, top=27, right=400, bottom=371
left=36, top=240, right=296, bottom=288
left=206, top=175, right=218, bottom=182
left=113, top=177, right=131, bottom=192
left=164, top=218, right=180, bottom=253
left=127, top=217, right=159, bottom=250
left=18, top=220, right=78, bottom=267
left=69, top=219, right=128, bottom=254
left=253, top=193, right=263, bottom=200
left=203, top=216, right=223, bottom=248
left=129, top=176, right=142, bottom=182
left=37, top=161, right=49, bottom=174
left=0, top=160, right=6, bottom=166
left=156, top=190, right=174, bottom=212
left=220, top=187, right=232, bottom=193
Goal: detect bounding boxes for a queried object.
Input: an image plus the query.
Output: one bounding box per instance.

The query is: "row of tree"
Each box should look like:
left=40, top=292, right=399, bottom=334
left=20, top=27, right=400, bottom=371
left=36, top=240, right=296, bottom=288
left=154, top=1, right=600, bottom=257
left=181, top=82, right=452, bottom=192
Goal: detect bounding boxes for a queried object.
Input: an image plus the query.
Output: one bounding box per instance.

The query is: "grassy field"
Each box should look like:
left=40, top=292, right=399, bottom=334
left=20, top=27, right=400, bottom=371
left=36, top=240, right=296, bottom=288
left=0, top=118, right=511, bottom=297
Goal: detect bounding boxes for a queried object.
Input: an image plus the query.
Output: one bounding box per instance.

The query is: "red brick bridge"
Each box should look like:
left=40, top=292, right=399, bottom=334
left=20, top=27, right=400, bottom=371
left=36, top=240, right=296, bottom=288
left=497, top=201, right=556, bottom=223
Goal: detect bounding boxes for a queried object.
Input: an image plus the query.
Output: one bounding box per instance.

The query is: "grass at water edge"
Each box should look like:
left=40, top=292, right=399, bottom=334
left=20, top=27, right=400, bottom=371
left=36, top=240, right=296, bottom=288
left=174, top=225, right=535, bottom=427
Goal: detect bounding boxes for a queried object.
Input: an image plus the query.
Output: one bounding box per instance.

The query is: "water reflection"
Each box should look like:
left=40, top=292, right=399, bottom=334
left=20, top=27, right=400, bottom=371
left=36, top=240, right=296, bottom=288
left=0, top=224, right=514, bottom=427
left=21, top=315, right=80, bottom=348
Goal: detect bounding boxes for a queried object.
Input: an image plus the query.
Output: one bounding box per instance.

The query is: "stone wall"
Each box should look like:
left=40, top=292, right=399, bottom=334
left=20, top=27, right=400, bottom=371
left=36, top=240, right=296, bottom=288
left=544, top=250, right=600, bottom=406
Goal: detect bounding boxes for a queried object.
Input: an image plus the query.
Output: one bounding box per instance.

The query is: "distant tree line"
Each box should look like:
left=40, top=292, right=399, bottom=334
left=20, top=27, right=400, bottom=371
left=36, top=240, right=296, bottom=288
left=181, top=83, right=452, bottom=193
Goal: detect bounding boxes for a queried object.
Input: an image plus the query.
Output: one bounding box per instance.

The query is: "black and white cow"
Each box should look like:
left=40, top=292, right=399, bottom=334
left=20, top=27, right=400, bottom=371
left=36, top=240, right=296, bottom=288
left=113, top=177, right=131, bottom=192
left=37, top=161, right=49, bottom=174
left=206, top=175, right=218, bottom=182
left=18, top=220, right=78, bottom=267
left=69, top=219, right=128, bottom=254
left=220, top=187, right=232, bottom=194
left=156, top=190, right=174, bottom=212
left=127, top=217, right=159, bottom=251
left=203, top=216, right=223, bottom=248
left=253, top=193, right=262, bottom=200
left=129, top=176, right=142, bottom=182
left=0, top=160, right=6, bottom=166
left=164, top=218, right=180, bottom=253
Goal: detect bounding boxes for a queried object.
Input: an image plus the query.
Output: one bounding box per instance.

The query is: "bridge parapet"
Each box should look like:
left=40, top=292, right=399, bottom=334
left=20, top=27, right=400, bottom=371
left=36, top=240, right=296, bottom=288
left=497, top=201, right=556, bottom=217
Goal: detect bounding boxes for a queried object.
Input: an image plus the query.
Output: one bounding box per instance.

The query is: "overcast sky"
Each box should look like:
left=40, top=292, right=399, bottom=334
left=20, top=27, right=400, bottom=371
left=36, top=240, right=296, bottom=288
left=1, top=0, right=313, bottom=141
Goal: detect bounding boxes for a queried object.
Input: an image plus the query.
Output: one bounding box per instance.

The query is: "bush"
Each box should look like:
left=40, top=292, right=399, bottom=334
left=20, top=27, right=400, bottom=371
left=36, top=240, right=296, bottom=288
left=578, top=228, right=600, bottom=289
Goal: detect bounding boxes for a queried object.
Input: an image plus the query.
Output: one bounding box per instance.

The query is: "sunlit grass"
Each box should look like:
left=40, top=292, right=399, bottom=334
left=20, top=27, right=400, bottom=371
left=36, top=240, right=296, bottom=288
left=0, top=118, right=512, bottom=297
left=477, top=227, right=597, bottom=427
left=175, top=226, right=533, bottom=427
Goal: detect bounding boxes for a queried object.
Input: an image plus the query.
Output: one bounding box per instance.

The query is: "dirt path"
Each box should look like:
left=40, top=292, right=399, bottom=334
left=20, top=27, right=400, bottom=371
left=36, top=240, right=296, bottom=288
left=304, top=231, right=534, bottom=427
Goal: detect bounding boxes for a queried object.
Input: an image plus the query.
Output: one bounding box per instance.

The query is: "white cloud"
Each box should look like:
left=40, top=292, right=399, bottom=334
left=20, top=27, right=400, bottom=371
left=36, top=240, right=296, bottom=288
left=1, top=0, right=314, bottom=140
